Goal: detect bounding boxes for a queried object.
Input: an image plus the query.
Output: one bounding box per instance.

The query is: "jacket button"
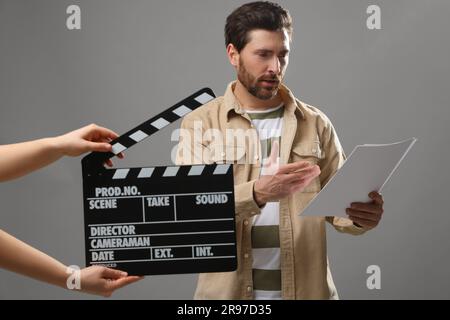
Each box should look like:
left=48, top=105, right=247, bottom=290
left=247, top=286, right=252, bottom=293
left=244, top=253, right=249, bottom=259
left=243, top=219, right=249, bottom=226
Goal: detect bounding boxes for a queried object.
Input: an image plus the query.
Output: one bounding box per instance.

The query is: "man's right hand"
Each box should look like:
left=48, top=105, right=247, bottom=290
left=253, top=141, right=321, bottom=207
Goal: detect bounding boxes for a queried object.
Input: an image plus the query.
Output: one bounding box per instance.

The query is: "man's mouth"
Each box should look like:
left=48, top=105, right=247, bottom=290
left=259, top=80, right=280, bottom=87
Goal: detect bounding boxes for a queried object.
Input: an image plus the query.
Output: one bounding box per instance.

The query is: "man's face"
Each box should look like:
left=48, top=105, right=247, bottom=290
left=236, top=29, right=290, bottom=100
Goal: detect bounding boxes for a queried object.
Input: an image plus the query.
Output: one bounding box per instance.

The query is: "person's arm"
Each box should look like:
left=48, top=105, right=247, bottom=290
left=0, top=229, right=141, bottom=297
left=0, top=124, right=137, bottom=296
left=0, top=124, right=122, bottom=182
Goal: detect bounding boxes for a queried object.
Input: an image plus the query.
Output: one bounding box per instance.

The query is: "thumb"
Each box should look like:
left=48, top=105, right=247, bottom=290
left=109, top=276, right=143, bottom=291
left=266, top=140, right=279, bottom=167
left=85, top=141, right=112, bottom=153
left=101, top=268, right=128, bottom=280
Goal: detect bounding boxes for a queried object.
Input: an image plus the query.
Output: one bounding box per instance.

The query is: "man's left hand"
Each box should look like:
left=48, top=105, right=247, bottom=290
left=346, top=191, right=384, bottom=230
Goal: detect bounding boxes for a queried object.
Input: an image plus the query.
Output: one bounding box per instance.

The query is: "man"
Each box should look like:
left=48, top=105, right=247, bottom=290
left=176, top=1, right=384, bottom=299
left=0, top=124, right=142, bottom=297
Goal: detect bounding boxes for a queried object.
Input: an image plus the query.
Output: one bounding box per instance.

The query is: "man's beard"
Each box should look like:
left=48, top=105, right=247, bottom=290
left=237, top=58, right=282, bottom=101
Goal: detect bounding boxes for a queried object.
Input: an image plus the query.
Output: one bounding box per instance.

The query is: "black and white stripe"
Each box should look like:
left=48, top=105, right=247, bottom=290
left=111, top=89, right=215, bottom=155
left=82, top=88, right=215, bottom=171
left=109, top=164, right=231, bottom=180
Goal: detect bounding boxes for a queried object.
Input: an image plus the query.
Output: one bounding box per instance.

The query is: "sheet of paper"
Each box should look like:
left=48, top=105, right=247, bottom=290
left=300, top=138, right=417, bottom=217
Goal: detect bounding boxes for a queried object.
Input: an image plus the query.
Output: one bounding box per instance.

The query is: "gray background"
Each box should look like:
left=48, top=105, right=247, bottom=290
left=0, top=0, right=448, bottom=299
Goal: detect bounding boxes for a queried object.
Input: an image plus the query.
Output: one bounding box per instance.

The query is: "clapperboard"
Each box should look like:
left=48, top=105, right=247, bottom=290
left=81, top=88, right=237, bottom=275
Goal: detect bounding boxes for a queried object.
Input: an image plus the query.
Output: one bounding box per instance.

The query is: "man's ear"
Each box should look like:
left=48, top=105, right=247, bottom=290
left=226, top=44, right=239, bottom=68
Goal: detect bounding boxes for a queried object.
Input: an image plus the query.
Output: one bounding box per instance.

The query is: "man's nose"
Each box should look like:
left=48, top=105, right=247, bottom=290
left=267, top=56, right=281, bottom=75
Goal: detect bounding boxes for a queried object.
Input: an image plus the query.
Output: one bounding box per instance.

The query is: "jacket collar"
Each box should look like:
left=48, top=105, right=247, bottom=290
left=223, top=81, right=305, bottom=120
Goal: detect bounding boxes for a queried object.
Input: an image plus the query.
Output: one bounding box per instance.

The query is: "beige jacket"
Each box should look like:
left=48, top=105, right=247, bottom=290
left=176, top=82, right=367, bottom=299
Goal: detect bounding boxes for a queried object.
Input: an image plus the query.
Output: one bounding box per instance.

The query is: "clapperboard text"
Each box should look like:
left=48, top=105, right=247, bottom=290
left=89, top=186, right=229, bottom=211
left=88, top=185, right=231, bottom=263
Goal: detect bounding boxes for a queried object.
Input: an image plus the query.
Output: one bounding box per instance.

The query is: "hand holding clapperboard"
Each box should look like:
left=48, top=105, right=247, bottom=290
left=81, top=88, right=237, bottom=276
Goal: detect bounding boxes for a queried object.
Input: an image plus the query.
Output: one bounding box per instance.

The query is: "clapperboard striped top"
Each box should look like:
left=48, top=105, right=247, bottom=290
left=109, top=164, right=232, bottom=180
left=110, top=90, right=215, bottom=156
left=246, top=104, right=284, bottom=300
left=82, top=88, right=215, bottom=173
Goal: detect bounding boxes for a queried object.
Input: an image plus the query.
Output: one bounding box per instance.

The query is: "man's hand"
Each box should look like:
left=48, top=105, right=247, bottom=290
left=53, top=124, right=124, bottom=167
left=78, top=266, right=143, bottom=297
left=254, top=141, right=321, bottom=206
left=346, top=191, right=384, bottom=230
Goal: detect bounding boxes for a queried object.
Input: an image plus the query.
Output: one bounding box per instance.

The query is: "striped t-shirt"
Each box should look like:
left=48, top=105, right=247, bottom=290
left=246, top=104, right=283, bottom=300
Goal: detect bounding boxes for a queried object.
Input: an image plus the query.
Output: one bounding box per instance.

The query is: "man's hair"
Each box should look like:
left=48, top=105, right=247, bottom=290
left=225, top=1, right=293, bottom=52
